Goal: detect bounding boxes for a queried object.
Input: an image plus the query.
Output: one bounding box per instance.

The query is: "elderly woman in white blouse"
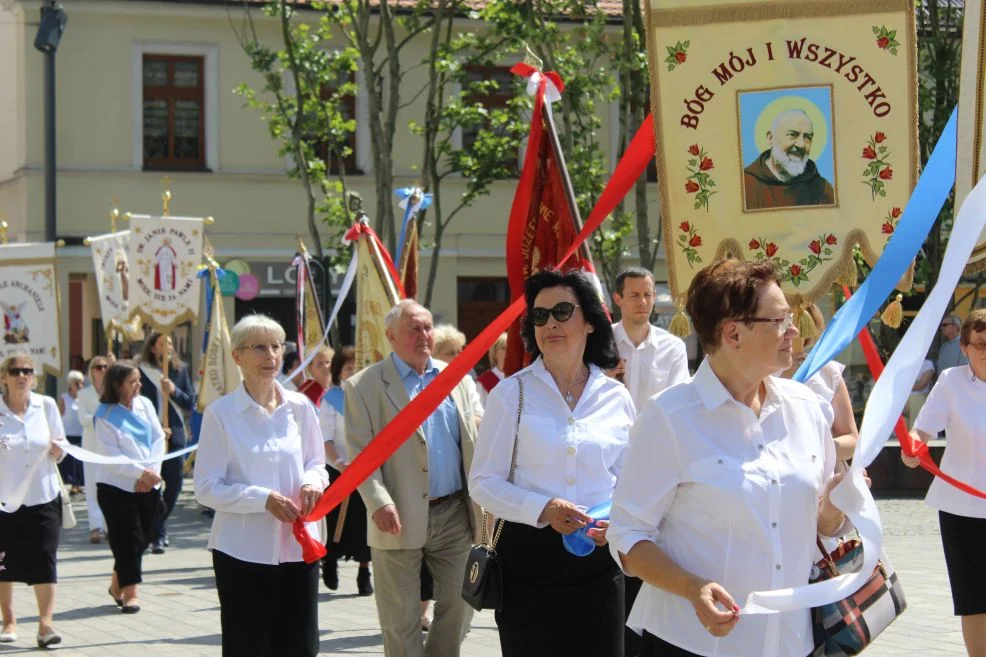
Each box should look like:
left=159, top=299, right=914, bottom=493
left=94, top=362, right=166, bottom=614
left=609, top=259, right=847, bottom=657
left=195, top=315, right=328, bottom=657
left=470, top=268, right=636, bottom=657
left=903, top=309, right=986, bottom=657
left=0, top=353, right=67, bottom=649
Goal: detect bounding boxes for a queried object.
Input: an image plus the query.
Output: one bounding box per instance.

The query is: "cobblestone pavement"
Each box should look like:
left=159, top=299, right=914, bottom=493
left=0, top=490, right=964, bottom=656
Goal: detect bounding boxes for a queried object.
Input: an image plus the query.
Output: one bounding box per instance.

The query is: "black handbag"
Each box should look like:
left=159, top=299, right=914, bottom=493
left=461, top=377, right=524, bottom=612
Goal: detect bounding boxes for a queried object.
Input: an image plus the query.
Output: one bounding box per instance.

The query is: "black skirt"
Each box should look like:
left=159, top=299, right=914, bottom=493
left=494, top=521, right=625, bottom=657
left=0, top=496, right=61, bottom=585
left=939, top=510, right=986, bottom=616
left=324, top=466, right=370, bottom=562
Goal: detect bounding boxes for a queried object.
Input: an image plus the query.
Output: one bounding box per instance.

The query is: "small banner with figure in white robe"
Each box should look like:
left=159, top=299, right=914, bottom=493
left=0, top=242, right=62, bottom=375
left=89, top=231, right=131, bottom=336
left=127, top=215, right=205, bottom=333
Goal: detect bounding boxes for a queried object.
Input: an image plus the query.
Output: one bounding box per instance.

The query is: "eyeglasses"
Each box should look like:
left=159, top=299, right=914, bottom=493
left=741, top=313, right=796, bottom=333
left=531, top=302, right=580, bottom=327
left=240, top=343, right=285, bottom=356
left=7, top=367, right=34, bottom=377
left=966, top=341, right=986, bottom=351
left=91, top=364, right=108, bottom=371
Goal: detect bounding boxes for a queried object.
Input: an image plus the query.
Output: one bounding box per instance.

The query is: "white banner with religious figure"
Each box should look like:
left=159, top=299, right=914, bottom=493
left=0, top=242, right=61, bottom=375
left=88, top=231, right=131, bottom=333
left=127, top=215, right=204, bottom=333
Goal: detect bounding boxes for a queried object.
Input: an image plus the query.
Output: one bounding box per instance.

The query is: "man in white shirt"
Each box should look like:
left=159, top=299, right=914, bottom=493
left=609, top=267, right=691, bottom=657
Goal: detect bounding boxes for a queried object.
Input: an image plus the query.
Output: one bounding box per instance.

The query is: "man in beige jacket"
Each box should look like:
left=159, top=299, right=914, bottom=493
left=345, top=300, right=480, bottom=657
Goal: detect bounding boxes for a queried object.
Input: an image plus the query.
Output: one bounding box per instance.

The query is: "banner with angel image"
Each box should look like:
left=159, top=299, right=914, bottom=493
left=127, top=215, right=204, bottom=333
left=646, top=0, right=918, bottom=316
left=0, top=242, right=62, bottom=375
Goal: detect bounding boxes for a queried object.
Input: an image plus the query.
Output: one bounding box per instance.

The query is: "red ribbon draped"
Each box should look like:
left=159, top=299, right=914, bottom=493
left=344, top=221, right=407, bottom=300
left=844, top=285, right=986, bottom=500
left=291, top=113, right=658, bottom=562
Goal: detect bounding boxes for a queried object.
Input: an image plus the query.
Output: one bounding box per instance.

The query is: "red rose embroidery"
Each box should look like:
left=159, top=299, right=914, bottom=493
left=675, top=51, right=687, bottom=64
left=765, top=242, right=778, bottom=257
left=699, top=157, right=714, bottom=171
left=689, top=234, right=702, bottom=247
left=679, top=221, right=691, bottom=232
left=688, top=144, right=700, bottom=156
left=685, top=180, right=700, bottom=193
left=877, top=36, right=890, bottom=49
left=891, top=207, right=902, bottom=218
left=790, top=264, right=802, bottom=277
left=809, top=240, right=821, bottom=255
left=879, top=167, right=893, bottom=180
left=862, top=146, right=877, bottom=160
left=882, top=221, right=895, bottom=235
left=825, top=234, right=837, bottom=245
left=749, top=238, right=760, bottom=250
left=875, top=132, right=887, bottom=143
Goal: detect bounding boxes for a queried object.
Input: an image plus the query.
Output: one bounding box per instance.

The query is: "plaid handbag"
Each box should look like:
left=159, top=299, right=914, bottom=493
left=808, top=537, right=907, bottom=657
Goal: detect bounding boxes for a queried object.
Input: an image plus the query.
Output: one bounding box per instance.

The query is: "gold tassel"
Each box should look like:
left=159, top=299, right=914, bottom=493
left=837, top=256, right=858, bottom=289
left=796, top=306, right=817, bottom=340
left=668, top=303, right=691, bottom=338
left=881, top=294, right=904, bottom=329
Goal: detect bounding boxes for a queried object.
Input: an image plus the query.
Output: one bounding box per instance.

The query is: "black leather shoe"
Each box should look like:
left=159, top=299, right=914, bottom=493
left=357, top=567, right=373, bottom=596
left=322, top=558, right=338, bottom=591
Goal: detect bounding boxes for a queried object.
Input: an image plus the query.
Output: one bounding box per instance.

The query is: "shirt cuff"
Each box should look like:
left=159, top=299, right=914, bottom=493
left=302, top=469, right=327, bottom=492
left=609, top=532, right=654, bottom=576
left=519, top=491, right=553, bottom=528
left=242, top=485, right=274, bottom=513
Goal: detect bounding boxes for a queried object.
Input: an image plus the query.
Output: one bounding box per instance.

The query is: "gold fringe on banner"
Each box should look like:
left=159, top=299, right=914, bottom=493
left=796, top=306, right=818, bottom=341
left=668, top=300, right=691, bottom=338
left=881, top=294, right=904, bottom=328
left=836, top=255, right=858, bottom=290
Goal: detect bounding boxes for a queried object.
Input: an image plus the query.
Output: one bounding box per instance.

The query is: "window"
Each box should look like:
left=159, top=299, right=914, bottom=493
left=462, top=65, right=517, bottom=169
left=142, top=54, right=206, bottom=170
left=314, top=73, right=360, bottom=176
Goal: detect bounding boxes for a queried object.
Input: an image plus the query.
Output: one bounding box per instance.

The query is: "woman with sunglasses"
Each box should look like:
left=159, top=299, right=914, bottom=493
left=77, top=354, right=114, bottom=544
left=94, top=362, right=167, bottom=614
left=470, top=268, right=635, bottom=657
left=608, top=259, right=848, bottom=657
left=195, top=315, right=327, bottom=657
left=0, top=353, right=68, bottom=648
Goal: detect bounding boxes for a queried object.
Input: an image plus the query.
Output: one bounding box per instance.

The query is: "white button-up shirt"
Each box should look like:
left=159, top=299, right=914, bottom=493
left=609, top=359, right=836, bottom=657
left=0, top=393, right=67, bottom=509
left=914, top=365, right=986, bottom=518
left=613, top=322, right=690, bottom=412
left=93, top=395, right=166, bottom=491
left=469, top=357, right=636, bottom=527
left=195, top=382, right=329, bottom=565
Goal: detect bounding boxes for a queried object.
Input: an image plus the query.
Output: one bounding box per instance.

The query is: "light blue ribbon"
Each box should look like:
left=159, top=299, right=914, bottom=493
left=394, top=188, right=433, bottom=265
left=795, top=108, right=957, bottom=383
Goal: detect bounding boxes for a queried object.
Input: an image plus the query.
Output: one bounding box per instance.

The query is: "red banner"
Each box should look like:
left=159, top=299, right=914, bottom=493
left=398, top=218, right=419, bottom=300
left=291, top=113, right=658, bottom=562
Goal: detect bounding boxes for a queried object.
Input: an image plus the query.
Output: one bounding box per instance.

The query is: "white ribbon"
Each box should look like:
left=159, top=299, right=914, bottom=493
left=525, top=71, right=562, bottom=105
left=742, top=172, right=986, bottom=614
left=284, top=249, right=359, bottom=383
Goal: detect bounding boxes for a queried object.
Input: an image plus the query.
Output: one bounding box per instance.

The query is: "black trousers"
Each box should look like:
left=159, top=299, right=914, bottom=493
left=625, top=576, right=644, bottom=657
left=97, top=484, right=160, bottom=588
left=213, top=550, right=319, bottom=657
left=640, top=631, right=701, bottom=657
left=152, top=453, right=183, bottom=542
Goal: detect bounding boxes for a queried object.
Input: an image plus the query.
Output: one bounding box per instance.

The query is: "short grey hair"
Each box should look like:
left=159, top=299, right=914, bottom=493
left=943, top=313, right=962, bottom=328
left=230, top=314, right=286, bottom=350
left=384, top=299, right=431, bottom=332
left=770, top=109, right=812, bottom=135
left=67, top=370, right=84, bottom=385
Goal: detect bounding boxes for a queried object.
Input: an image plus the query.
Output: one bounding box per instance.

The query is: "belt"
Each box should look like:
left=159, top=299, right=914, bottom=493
left=428, top=491, right=462, bottom=506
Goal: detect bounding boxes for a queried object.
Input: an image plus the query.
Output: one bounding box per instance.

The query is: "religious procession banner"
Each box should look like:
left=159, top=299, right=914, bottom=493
left=957, top=0, right=986, bottom=273
left=127, top=215, right=205, bottom=333
left=88, top=230, right=137, bottom=341
left=0, top=242, right=61, bottom=375
left=646, top=0, right=918, bottom=310
left=344, top=221, right=402, bottom=372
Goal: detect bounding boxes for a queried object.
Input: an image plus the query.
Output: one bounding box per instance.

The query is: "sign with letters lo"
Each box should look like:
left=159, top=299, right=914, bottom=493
left=127, top=215, right=204, bottom=333
left=0, top=242, right=61, bottom=375
left=646, top=0, right=918, bottom=307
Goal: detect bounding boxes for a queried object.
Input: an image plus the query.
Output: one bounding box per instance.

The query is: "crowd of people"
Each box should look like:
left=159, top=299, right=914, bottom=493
left=0, top=258, right=983, bottom=657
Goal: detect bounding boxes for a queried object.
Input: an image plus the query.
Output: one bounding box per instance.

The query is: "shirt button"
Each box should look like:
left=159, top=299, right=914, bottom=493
left=567, top=417, right=575, bottom=426
left=567, top=446, right=576, bottom=456
left=771, top=479, right=778, bottom=485
left=771, top=522, right=777, bottom=528
left=566, top=477, right=575, bottom=485
left=422, top=467, right=428, bottom=473
left=776, top=564, right=782, bottom=570
left=758, top=444, right=764, bottom=450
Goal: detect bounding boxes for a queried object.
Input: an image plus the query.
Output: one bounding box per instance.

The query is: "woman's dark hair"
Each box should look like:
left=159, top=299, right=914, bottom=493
left=100, top=362, right=137, bottom=405
left=521, top=268, right=619, bottom=369
left=139, top=332, right=184, bottom=371
left=330, top=346, right=356, bottom=386
left=282, top=351, right=301, bottom=375
left=685, top=258, right=780, bottom=354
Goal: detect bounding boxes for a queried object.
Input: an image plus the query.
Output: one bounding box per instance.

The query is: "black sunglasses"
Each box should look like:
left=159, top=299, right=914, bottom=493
left=531, top=302, right=580, bottom=327
left=7, top=367, right=34, bottom=376
left=91, top=364, right=108, bottom=371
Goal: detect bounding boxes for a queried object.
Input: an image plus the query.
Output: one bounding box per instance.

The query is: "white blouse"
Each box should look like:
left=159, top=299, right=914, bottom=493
left=77, top=385, right=101, bottom=477
left=93, top=395, right=167, bottom=492
left=805, top=360, right=845, bottom=405
left=613, top=321, right=691, bottom=412
left=608, top=359, right=836, bottom=657
left=468, top=357, right=636, bottom=528
left=0, top=393, right=67, bottom=509
left=194, top=382, right=329, bottom=565
left=913, top=366, right=986, bottom=518
left=318, top=398, right=347, bottom=461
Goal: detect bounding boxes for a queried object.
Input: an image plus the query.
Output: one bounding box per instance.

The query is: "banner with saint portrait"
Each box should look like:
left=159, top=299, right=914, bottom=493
left=88, top=231, right=132, bottom=335
left=0, top=242, right=61, bottom=375
left=956, top=0, right=986, bottom=274
left=646, top=0, right=918, bottom=309
left=127, top=215, right=205, bottom=333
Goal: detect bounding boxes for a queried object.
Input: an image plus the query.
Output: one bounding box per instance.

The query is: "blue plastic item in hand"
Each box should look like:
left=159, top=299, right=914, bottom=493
left=561, top=501, right=612, bottom=557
